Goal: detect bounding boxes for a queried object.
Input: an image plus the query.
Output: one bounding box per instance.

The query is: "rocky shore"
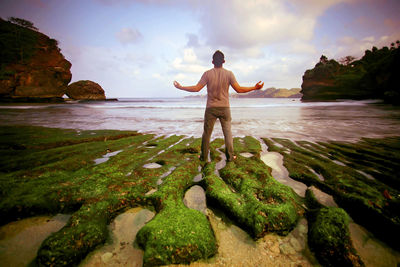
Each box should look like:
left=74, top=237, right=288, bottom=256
left=0, top=126, right=399, bottom=266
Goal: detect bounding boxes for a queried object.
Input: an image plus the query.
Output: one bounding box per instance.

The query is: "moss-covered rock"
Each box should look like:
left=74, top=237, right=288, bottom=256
left=36, top=202, right=110, bottom=266
left=136, top=203, right=217, bottom=266
left=202, top=138, right=303, bottom=238
left=307, top=206, right=364, bottom=267
left=2, top=126, right=398, bottom=266
left=263, top=136, right=400, bottom=249
left=137, top=160, right=217, bottom=266
left=0, top=126, right=208, bottom=265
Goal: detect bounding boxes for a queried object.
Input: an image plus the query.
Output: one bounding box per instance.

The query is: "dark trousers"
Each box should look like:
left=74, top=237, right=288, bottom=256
left=201, top=107, right=234, bottom=162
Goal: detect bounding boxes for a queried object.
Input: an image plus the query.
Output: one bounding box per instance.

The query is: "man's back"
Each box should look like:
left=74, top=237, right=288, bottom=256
left=173, top=50, right=263, bottom=162
left=199, top=68, right=237, bottom=108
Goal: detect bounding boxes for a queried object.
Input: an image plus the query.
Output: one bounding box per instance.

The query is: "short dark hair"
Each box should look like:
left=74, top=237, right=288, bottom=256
left=213, top=50, right=224, bottom=66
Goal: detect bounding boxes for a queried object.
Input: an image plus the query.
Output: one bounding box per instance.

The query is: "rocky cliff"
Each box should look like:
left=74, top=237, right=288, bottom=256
left=301, top=43, right=400, bottom=104
left=0, top=18, right=71, bottom=101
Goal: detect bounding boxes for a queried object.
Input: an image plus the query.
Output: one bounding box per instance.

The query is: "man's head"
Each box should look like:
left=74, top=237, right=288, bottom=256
left=212, top=50, right=225, bottom=67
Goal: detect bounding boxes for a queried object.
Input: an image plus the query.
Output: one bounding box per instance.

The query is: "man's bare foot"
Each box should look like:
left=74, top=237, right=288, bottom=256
left=227, top=155, right=237, bottom=162
left=198, top=154, right=206, bottom=162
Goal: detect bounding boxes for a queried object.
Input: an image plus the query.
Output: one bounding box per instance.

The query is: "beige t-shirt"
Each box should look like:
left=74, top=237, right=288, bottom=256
left=199, top=67, right=237, bottom=108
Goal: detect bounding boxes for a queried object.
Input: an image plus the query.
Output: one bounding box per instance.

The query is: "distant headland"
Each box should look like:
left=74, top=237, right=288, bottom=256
left=185, top=87, right=302, bottom=99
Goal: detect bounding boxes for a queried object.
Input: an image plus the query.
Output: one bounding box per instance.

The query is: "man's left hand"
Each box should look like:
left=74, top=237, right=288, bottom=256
left=255, top=81, right=264, bottom=90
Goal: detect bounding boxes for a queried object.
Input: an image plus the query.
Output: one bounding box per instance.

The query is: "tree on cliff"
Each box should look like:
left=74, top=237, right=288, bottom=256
left=7, top=17, right=38, bottom=31
left=0, top=18, right=38, bottom=64
left=319, top=55, right=328, bottom=64
left=339, top=56, right=356, bottom=66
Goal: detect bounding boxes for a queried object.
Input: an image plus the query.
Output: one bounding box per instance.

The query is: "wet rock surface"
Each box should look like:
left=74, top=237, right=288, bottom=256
left=184, top=185, right=207, bottom=215
left=349, top=223, right=400, bottom=267
left=0, top=214, right=70, bottom=266
left=169, top=213, right=316, bottom=267
left=260, top=148, right=307, bottom=197
left=308, top=186, right=337, bottom=207
left=80, top=207, right=154, bottom=267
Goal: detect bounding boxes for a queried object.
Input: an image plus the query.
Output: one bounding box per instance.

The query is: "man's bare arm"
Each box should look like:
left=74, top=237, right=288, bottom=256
left=174, top=81, right=206, bottom=92
left=232, top=81, right=264, bottom=93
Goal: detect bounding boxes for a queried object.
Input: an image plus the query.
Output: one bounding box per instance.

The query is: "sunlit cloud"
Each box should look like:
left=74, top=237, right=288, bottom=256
left=171, top=48, right=207, bottom=74
left=195, top=0, right=355, bottom=50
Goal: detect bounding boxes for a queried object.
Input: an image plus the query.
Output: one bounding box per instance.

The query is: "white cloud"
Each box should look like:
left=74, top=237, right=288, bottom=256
left=325, top=32, right=400, bottom=59
left=171, top=48, right=208, bottom=74
left=116, top=27, right=142, bottom=44
left=163, top=0, right=353, bottom=88
left=183, top=48, right=197, bottom=63
left=195, top=0, right=354, bottom=50
left=173, top=73, right=186, bottom=82
left=152, top=73, right=161, bottom=79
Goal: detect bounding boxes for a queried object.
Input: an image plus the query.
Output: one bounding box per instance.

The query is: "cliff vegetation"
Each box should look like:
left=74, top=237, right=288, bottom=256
left=301, top=41, right=400, bottom=104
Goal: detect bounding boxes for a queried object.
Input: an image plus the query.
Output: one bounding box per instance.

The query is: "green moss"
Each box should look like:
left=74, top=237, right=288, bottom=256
left=136, top=204, right=217, bottom=266
left=209, top=138, right=224, bottom=161
left=0, top=126, right=214, bottom=265
left=263, top=136, right=400, bottom=249
left=137, top=161, right=217, bottom=266
left=202, top=138, right=303, bottom=238
left=234, top=136, right=261, bottom=156
left=308, top=207, right=364, bottom=267
left=3, top=126, right=396, bottom=266
left=36, top=202, right=110, bottom=266
left=305, top=188, right=324, bottom=210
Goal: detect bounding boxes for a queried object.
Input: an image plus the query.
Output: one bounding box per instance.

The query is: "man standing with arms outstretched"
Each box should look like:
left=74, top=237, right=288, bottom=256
left=174, top=50, right=264, bottom=162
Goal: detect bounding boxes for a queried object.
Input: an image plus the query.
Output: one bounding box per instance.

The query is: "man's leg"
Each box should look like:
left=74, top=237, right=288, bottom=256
left=201, top=108, right=217, bottom=162
left=219, top=108, right=234, bottom=162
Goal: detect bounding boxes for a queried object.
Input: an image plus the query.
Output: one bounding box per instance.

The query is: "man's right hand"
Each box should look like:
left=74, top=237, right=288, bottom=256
left=173, top=81, right=182, bottom=89
left=173, top=81, right=205, bottom=92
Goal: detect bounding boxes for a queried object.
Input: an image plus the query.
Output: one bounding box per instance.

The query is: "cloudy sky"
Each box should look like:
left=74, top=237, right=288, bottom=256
left=1, top=0, right=400, bottom=98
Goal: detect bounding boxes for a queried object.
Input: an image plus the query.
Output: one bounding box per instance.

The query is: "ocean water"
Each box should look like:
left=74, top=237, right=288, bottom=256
left=1, top=98, right=400, bottom=142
